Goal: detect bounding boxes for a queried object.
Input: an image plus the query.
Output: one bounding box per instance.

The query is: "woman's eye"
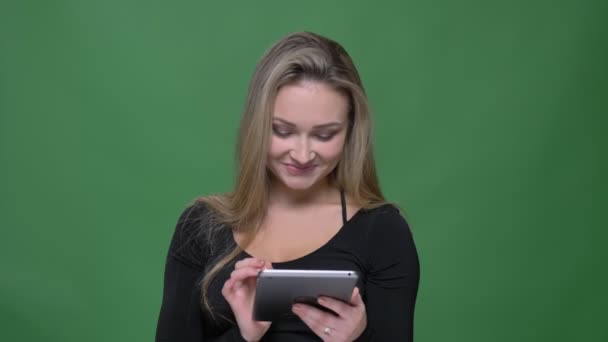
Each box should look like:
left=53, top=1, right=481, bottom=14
left=272, top=126, right=291, bottom=137
left=315, top=132, right=336, bottom=141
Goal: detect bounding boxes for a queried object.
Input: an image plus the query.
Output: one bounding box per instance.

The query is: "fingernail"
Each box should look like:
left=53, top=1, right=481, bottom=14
left=258, top=260, right=265, bottom=266
left=317, top=297, right=326, bottom=304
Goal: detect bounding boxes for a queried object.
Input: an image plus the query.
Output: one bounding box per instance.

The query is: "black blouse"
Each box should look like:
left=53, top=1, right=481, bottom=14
left=156, top=199, right=420, bottom=341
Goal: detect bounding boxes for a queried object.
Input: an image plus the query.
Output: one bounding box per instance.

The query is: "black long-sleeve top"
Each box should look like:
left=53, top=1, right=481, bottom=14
left=156, top=201, right=420, bottom=341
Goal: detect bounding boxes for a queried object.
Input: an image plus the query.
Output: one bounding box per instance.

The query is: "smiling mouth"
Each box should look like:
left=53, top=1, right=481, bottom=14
left=285, top=163, right=315, bottom=170
left=283, top=163, right=317, bottom=175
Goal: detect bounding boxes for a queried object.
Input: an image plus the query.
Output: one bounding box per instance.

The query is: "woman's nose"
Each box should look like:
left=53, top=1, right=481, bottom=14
left=289, top=138, right=315, bottom=165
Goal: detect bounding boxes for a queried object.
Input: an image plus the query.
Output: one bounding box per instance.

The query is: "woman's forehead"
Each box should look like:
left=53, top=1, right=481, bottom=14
left=273, top=81, right=348, bottom=127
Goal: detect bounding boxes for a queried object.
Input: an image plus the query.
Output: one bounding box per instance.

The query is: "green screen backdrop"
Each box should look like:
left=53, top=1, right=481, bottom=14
left=1, top=1, right=606, bottom=341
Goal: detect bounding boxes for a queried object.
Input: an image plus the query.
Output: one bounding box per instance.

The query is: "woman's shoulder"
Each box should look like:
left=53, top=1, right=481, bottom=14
left=361, top=203, right=420, bottom=287
left=360, top=202, right=406, bottom=224
left=173, top=200, right=211, bottom=237
left=182, top=199, right=213, bottom=220
left=357, top=202, right=413, bottom=239
left=168, top=200, right=217, bottom=268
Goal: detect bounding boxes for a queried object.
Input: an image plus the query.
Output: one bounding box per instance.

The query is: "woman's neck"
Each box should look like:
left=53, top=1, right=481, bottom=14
left=268, top=178, right=340, bottom=208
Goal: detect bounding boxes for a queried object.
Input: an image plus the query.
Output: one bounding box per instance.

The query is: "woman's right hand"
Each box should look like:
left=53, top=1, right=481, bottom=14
left=221, top=257, right=273, bottom=341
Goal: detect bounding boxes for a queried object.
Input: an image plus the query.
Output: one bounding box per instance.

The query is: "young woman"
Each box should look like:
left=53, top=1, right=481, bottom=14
left=156, top=31, right=420, bottom=341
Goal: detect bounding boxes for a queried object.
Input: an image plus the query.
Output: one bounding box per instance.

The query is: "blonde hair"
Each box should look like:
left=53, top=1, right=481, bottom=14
left=195, top=31, right=387, bottom=315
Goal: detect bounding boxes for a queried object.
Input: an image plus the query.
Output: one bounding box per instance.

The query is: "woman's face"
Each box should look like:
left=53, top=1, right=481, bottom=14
left=268, top=80, right=349, bottom=192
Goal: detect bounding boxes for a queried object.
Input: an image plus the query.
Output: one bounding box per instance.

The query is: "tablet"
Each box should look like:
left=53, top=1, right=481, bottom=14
left=252, top=269, right=359, bottom=321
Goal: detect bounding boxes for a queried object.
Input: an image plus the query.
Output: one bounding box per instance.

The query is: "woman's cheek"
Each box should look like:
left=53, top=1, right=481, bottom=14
left=269, top=138, right=289, bottom=157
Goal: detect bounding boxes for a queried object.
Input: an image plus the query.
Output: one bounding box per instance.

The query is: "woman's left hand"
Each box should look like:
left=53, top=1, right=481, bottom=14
left=291, top=287, right=366, bottom=341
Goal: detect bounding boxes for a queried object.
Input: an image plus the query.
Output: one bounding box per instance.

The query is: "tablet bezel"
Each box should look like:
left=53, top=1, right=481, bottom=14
left=252, top=269, right=359, bottom=321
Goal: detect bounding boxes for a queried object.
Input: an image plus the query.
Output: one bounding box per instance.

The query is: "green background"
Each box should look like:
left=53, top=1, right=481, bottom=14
left=1, top=0, right=606, bottom=341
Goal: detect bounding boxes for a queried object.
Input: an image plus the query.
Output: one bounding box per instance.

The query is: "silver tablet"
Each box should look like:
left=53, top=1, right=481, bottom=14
left=253, top=269, right=359, bottom=321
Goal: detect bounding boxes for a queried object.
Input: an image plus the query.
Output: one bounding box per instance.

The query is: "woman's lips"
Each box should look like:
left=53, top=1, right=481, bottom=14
left=284, top=163, right=316, bottom=175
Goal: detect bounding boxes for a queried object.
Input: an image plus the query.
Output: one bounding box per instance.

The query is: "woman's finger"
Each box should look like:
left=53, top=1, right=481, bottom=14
left=292, top=304, right=339, bottom=338
left=317, top=296, right=352, bottom=317
left=223, top=259, right=273, bottom=297
left=316, top=287, right=363, bottom=317
left=222, top=269, right=258, bottom=298
left=349, top=287, right=363, bottom=306
left=221, top=277, right=233, bottom=296
left=235, top=258, right=265, bottom=269
left=229, top=267, right=262, bottom=282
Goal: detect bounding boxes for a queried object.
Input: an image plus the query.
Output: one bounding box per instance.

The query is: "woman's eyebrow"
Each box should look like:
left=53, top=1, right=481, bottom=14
left=273, top=117, right=343, bottom=129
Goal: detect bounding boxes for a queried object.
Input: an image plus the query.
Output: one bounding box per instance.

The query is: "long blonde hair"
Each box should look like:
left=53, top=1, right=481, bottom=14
left=195, top=31, right=387, bottom=314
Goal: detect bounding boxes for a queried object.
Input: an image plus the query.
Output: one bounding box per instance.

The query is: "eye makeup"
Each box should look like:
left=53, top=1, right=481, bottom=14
left=272, top=124, right=340, bottom=141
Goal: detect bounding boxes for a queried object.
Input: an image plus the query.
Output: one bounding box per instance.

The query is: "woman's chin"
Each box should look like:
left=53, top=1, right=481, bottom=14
left=279, top=179, right=317, bottom=191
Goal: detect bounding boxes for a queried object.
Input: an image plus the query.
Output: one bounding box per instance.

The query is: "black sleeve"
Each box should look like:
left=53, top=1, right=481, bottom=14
left=155, top=204, right=248, bottom=342
left=363, top=206, right=420, bottom=341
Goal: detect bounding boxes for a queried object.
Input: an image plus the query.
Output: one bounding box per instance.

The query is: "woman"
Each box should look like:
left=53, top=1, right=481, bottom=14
left=156, top=31, right=420, bottom=341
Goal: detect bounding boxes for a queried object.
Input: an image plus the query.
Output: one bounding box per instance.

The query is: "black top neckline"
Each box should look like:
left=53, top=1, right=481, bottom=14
left=236, top=190, right=364, bottom=265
